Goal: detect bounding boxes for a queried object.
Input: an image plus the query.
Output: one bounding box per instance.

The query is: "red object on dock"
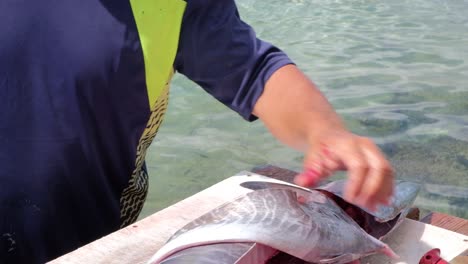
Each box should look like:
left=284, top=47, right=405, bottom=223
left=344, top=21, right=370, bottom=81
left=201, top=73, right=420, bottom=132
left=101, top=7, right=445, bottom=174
left=419, top=248, right=449, bottom=264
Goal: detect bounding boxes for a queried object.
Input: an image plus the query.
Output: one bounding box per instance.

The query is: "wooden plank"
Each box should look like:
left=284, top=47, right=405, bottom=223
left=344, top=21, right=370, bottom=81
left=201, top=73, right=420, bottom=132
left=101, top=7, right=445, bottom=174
left=452, top=256, right=468, bottom=264
left=421, top=212, right=468, bottom=236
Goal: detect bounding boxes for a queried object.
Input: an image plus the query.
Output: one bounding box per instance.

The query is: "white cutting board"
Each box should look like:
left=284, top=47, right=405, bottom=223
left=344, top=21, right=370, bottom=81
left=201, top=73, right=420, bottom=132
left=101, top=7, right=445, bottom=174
left=362, top=218, right=468, bottom=263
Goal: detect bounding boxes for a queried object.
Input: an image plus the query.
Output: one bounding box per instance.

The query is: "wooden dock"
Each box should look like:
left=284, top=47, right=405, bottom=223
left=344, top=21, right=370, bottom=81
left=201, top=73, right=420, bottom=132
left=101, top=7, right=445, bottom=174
left=49, top=165, right=468, bottom=264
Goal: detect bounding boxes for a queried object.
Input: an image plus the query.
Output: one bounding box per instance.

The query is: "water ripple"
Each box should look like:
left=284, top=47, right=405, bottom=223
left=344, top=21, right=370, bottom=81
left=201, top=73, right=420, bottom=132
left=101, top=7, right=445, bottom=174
left=142, top=0, right=468, bottom=219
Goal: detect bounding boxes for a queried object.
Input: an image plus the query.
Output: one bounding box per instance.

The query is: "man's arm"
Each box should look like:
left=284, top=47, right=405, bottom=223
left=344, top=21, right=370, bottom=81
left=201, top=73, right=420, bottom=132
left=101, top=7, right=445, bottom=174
left=253, top=64, right=394, bottom=211
left=175, top=0, right=394, bottom=211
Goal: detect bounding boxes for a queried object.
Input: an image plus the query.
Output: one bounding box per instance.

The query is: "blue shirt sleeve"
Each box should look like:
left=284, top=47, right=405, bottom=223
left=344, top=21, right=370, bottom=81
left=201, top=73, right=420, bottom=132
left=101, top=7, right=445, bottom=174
left=174, top=0, right=295, bottom=121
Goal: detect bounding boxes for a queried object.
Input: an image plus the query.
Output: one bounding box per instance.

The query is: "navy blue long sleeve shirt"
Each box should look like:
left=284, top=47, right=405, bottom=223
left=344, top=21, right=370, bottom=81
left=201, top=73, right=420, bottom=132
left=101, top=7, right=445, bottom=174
left=0, top=0, right=293, bottom=263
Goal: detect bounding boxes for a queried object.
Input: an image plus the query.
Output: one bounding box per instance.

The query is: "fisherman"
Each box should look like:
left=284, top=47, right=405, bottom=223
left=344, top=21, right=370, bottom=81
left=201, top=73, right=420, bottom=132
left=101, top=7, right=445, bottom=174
left=0, top=0, right=394, bottom=263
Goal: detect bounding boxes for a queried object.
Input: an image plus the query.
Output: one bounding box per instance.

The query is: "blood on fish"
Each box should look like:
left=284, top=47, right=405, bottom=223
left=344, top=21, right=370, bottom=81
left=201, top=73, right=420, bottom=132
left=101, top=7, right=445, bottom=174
left=297, top=195, right=307, bottom=204
left=317, top=190, right=370, bottom=233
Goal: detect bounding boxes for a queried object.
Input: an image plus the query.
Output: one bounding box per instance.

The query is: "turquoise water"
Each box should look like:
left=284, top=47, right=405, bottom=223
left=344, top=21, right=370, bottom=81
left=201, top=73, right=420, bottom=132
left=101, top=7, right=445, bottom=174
left=140, top=0, right=468, bottom=218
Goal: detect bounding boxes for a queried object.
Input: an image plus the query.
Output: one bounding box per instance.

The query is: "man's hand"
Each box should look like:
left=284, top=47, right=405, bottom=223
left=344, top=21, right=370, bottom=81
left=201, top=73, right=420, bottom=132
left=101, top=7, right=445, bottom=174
left=253, top=64, right=394, bottom=211
left=295, top=130, right=394, bottom=211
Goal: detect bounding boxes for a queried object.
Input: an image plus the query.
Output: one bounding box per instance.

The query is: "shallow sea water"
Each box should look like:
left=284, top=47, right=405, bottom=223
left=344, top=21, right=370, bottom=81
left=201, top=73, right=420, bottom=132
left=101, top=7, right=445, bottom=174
left=141, top=0, right=468, bottom=218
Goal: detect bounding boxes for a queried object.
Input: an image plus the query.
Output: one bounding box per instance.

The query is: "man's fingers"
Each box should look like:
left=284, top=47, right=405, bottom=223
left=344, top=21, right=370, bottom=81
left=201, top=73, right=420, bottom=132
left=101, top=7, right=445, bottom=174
left=339, top=146, right=369, bottom=205
left=359, top=171, right=393, bottom=211
left=295, top=150, right=327, bottom=187
left=320, top=143, right=344, bottom=171
left=354, top=138, right=394, bottom=210
left=294, top=172, right=318, bottom=186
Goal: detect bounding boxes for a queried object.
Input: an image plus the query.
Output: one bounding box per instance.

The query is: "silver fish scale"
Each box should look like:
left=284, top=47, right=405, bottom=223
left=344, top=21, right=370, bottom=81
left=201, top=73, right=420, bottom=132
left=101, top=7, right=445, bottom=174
left=150, top=188, right=388, bottom=264
left=160, top=243, right=254, bottom=264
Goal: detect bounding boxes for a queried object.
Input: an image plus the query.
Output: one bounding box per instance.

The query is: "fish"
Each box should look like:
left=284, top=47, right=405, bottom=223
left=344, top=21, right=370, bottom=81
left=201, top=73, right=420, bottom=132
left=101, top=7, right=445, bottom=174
left=241, top=178, right=421, bottom=240
left=147, top=182, right=409, bottom=264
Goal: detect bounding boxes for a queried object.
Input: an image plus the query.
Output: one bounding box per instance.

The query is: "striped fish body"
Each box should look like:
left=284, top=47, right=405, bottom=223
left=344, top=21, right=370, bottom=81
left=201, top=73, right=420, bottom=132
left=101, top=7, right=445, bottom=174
left=149, top=187, right=398, bottom=264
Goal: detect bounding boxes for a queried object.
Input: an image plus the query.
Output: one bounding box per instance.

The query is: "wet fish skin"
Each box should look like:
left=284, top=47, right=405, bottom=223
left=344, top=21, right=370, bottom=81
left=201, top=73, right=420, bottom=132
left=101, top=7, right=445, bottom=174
left=159, top=243, right=250, bottom=264
left=159, top=242, right=279, bottom=264
left=240, top=178, right=420, bottom=222
left=241, top=178, right=420, bottom=240
left=149, top=188, right=393, bottom=264
left=315, top=180, right=420, bottom=222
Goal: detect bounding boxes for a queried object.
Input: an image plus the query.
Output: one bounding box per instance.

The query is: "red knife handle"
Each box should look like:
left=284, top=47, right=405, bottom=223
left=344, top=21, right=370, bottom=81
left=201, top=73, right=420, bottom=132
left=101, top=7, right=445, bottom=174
left=419, top=249, right=449, bottom=264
